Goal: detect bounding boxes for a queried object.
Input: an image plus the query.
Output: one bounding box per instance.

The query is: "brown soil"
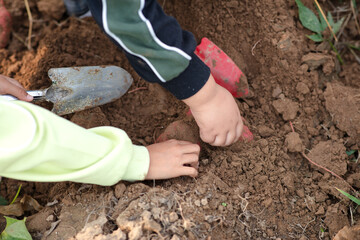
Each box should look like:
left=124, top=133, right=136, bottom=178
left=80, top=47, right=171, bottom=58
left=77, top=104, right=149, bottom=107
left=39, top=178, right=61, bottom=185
left=1, top=0, right=360, bottom=239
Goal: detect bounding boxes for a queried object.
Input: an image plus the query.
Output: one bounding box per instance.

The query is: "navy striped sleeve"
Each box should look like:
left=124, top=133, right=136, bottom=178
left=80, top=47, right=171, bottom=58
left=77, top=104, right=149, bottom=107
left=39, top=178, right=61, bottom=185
left=86, top=0, right=210, bottom=99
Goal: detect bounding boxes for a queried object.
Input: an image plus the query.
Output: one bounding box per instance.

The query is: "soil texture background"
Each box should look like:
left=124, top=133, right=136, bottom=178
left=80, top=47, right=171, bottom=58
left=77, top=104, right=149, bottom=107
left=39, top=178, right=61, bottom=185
left=0, top=0, right=359, bottom=239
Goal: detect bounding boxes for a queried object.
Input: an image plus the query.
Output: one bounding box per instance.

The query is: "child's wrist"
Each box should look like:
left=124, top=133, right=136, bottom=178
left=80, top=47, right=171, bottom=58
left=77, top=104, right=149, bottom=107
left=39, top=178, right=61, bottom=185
left=182, top=74, right=218, bottom=110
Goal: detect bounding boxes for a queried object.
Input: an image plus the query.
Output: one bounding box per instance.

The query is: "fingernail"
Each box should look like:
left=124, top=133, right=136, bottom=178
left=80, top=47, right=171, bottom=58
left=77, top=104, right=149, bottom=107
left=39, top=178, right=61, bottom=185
left=26, top=94, right=33, bottom=101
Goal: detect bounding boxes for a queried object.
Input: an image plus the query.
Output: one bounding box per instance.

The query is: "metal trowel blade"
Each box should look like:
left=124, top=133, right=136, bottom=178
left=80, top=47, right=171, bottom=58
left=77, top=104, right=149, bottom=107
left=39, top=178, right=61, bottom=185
left=45, top=65, right=133, bottom=115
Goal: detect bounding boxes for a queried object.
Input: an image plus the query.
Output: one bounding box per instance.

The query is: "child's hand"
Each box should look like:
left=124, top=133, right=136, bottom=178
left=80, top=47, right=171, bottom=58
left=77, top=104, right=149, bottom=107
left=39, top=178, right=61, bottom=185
left=0, top=75, right=33, bottom=101
left=183, top=75, right=243, bottom=146
left=145, top=140, right=200, bottom=180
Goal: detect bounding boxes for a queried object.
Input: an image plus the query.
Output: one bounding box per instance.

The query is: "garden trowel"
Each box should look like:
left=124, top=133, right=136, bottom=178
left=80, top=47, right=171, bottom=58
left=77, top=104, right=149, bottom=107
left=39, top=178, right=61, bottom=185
left=1, top=65, right=133, bottom=115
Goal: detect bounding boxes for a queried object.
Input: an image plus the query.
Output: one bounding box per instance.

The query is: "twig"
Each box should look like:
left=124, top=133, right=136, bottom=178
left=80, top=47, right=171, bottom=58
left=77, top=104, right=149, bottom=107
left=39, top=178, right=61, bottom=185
left=314, top=0, right=338, bottom=41
left=350, top=205, right=354, bottom=226
left=289, top=121, right=295, bottom=133
left=11, top=32, right=27, bottom=47
left=24, top=0, right=33, bottom=50
left=251, top=40, right=261, bottom=56
left=348, top=45, right=360, bottom=64
left=128, top=87, right=147, bottom=93
left=336, top=13, right=352, bottom=43
left=350, top=0, right=360, bottom=35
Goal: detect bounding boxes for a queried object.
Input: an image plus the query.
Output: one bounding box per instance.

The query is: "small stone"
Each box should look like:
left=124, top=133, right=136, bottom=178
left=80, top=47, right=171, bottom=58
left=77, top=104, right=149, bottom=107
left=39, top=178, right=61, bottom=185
left=316, top=206, right=325, bottom=215
left=169, top=212, right=178, bottom=223
left=141, top=211, right=151, bottom=221
left=151, top=207, right=162, bottom=220
left=258, top=126, right=275, bottom=137
left=258, top=139, right=268, bottom=147
left=301, top=53, right=331, bottom=69
left=296, top=189, right=305, bottom=198
left=272, top=86, right=282, bottom=98
left=296, top=82, right=310, bottom=94
left=194, top=200, right=201, bottom=207
left=129, top=225, right=143, bottom=240
left=277, top=33, right=292, bottom=51
left=115, top=183, right=126, bottom=198
left=299, top=64, right=309, bottom=73
left=263, top=198, right=273, bottom=208
left=144, top=220, right=162, bottom=233
left=202, top=158, right=209, bottom=165
left=171, top=235, right=181, bottom=240
left=46, top=215, right=55, bottom=222
left=201, top=198, right=208, bottom=206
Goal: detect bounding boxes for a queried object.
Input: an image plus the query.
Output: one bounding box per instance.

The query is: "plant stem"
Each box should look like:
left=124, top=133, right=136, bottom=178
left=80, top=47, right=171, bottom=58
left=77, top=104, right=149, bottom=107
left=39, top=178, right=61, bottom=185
left=24, top=0, right=33, bottom=50
left=9, top=184, right=22, bottom=205
left=328, top=40, right=344, bottom=65
left=314, top=0, right=338, bottom=41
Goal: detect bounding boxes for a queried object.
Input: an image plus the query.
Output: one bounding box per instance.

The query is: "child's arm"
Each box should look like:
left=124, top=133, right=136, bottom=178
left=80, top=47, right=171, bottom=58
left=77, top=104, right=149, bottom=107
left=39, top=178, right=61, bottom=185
left=0, top=100, right=199, bottom=185
left=87, top=0, right=243, bottom=146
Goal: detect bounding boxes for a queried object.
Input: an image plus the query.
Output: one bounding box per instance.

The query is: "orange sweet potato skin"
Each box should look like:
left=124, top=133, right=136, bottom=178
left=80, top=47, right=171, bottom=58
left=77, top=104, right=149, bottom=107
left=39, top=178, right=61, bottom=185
left=0, top=1, right=12, bottom=48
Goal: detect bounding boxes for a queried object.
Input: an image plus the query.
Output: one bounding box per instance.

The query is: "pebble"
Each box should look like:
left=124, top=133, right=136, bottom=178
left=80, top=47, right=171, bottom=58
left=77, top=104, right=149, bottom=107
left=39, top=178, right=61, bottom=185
left=171, top=235, right=181, bottom=240
left=315, top=206, right=325, bottom=215
left=169, top=212, right=178, bottom=223
left=194, top=200, right=201, bottom=207
left=46, top=215, right=55, bottom=222
left=115, top=183, right=126, bottom=198
left=201, top=198, right=208, bottom=206
left=258, top=126, right=275, bottom=137
left=272, top=86, right=282, bottom=98
left=296, top=82, right=310, bottom=94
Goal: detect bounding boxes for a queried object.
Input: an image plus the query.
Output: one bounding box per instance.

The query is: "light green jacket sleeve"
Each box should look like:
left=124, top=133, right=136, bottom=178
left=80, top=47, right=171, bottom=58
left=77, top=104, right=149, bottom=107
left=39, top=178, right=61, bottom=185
left=0, top=100, right=150, bottom=186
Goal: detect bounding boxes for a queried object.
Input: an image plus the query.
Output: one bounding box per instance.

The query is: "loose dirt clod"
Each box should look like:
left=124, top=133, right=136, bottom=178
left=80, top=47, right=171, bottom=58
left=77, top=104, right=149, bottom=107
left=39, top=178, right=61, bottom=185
left=285, top=132, right=303, bottom=152
left=324, top=82, right=360, bottom=143
left=308, top=141, right=348, bottom=176
left=272, top=98, right=299, bottom=120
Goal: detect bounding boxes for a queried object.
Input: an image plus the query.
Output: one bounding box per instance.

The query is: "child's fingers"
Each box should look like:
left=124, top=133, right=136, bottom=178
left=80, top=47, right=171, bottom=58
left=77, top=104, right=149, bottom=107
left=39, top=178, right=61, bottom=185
left=7, top=77, right=24, bottom=88
left=179, top=166, right=198, bottom=178
left=181, top=153, right=198, bottom=166
left=224, top=130, right=236, bottom=146
left=211, top=135, right=226, bottom=146
left=0, top=80, right=32, bottom=101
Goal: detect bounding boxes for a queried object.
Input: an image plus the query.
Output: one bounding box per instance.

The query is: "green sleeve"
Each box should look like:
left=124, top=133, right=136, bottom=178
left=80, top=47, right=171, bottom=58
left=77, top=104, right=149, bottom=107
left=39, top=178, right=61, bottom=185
left=0, top=100, right=150, bottom=186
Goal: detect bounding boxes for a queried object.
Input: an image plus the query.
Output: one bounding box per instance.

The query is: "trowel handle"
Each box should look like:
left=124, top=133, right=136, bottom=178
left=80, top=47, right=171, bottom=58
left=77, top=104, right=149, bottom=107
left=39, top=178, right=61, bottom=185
left=0, top=90, right=46, bottom=101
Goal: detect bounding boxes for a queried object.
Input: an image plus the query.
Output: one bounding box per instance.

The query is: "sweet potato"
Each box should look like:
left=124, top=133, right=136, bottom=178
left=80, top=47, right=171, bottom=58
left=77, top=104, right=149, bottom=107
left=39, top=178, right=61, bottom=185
left=156, top=118, right=200, bottom=144
left=0, top=0, right=12, bottom=48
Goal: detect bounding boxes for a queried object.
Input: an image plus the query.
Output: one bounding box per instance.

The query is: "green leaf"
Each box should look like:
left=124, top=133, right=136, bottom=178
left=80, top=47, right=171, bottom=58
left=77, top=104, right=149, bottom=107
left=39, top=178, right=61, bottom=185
left=295, top=0, right=322, bottom=33
left=332, top=17, right=345, bottom=34
left=327, top=11, right=335, bottom=27
left=336, top=188, right=360, bottom=205
left=316, top=5, right=327, bottom=31
left=0, top=196, right=8, bottom=206
left=307, top=33, right=323, bottom=42
left=346, top=150, right=356, bottom=156
left=349, top=44, right=360, bottom=51
left=0, top=217, right=32, bottom=240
